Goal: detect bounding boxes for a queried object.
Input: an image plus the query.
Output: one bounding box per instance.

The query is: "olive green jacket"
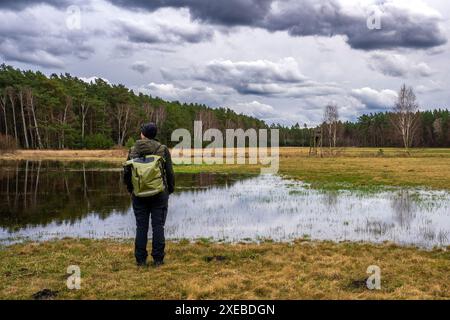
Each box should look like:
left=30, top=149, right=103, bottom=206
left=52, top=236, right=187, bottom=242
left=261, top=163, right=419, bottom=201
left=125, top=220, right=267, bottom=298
left=124, top=138, right=175, bottom=194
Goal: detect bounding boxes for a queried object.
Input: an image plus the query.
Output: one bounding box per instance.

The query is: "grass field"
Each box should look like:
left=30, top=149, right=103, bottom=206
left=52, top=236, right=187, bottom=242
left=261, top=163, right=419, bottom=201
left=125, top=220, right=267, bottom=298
left=0, top=147, right=449, bottom=300
left=1, top=239, right=449, bottom=300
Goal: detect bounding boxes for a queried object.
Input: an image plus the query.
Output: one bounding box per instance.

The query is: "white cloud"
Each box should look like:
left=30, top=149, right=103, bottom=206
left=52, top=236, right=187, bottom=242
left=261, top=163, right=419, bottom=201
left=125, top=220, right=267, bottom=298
left=351, top=87, right=398, bottom=111
left=164, top=57, right=342, bottom=98
left=80, top=76, right=111, bottom=84
left=228, top=101, right=277, bottom=119
left=137, top=82, right=231, bottom=106
left=198, top=57, right=306, bottom=84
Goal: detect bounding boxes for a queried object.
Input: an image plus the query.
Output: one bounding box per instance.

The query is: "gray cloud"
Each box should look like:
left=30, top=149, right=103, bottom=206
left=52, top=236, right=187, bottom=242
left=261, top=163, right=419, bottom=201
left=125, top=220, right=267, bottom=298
left=0, top=4, right=95, bottom=69
left=368, top=52, right=434, bottom=78
left=130, top=61, right=151, bottom=74
left=107, top=0, right=447, bottom=50
left=0, top=0, right=77, bottom=10
left=264, top=0, right=447, bottom=50
left=117, top=20, right=214, bottom=45
left=109, top=0, right=273, bottom=26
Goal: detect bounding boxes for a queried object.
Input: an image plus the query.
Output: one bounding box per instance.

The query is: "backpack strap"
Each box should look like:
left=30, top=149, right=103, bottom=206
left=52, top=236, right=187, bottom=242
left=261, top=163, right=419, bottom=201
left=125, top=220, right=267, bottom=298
left=154, top=143, right=168, bottom=190
left=154, top=143, right=163, bottom=155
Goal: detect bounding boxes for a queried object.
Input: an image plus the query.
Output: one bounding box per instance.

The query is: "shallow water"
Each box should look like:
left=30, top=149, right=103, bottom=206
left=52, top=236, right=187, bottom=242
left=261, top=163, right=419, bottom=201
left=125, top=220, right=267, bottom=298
left=0, top=161, right=449, bottom=248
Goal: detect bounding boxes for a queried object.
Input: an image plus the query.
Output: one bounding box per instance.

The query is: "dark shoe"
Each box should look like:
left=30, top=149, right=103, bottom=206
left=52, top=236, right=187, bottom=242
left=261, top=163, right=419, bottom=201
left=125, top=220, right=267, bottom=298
left=152, top=260, right=164, bottom=268
left=136, top=261, right=148, bottom=268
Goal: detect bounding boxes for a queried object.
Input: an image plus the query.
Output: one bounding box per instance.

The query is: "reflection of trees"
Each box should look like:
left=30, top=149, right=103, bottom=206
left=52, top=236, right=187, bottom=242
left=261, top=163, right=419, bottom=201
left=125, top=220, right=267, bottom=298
left=356, top=220, right=394, bottom=237
left=0, top=161, right=131, bottom=230
left=322, top=191, right=338, bottom=211
left=391, top=190, right=417, bottom=228
left=175, top=172, right=254, bottom=190
left=0, top=162, right=254, bottom=231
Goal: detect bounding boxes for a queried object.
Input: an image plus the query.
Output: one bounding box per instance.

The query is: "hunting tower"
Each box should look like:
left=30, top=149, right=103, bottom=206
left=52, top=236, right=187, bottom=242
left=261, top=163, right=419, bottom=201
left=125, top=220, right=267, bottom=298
left=309, top=127, right=323, bottom=157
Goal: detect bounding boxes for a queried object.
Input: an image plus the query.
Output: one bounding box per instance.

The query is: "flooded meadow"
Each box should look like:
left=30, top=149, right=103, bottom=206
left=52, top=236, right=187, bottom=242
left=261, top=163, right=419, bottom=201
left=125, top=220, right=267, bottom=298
left=0, top=160, right=449, bottom=248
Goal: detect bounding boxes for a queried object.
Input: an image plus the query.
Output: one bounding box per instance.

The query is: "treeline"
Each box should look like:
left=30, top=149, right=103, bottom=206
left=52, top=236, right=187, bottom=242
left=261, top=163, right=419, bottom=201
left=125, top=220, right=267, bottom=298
left=274, top=109, right=449, bottom=148
left=0, top=64, right=449, bottom=149
left=0, top=64, right=265, bottom=149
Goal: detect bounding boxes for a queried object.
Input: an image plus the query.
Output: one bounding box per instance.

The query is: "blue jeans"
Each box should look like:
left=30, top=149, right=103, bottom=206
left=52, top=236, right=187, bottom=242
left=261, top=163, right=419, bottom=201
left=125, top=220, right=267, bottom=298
left=132, top=192, right=169, bottom=263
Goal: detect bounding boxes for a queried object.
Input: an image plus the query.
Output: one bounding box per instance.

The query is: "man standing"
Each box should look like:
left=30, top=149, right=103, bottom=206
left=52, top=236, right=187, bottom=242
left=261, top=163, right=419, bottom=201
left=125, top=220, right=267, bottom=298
left=124, top=123, right=175, bottom=267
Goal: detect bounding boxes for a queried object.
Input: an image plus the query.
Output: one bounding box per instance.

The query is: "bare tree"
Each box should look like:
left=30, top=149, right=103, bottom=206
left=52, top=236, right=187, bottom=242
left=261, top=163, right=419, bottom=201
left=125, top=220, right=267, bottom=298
left=25, top=88, right=43, bottom=149
left=142, top=102, right=153, bottom=122
left=391, top=84, right=419, bottom=150
left=196, top=109, right=218, bottom=131
left=324, top=104, right=339, bottom=149
left=7, top=87, right=18, bottom=141
left=115, top=104, right=131, bottom=145
left=26, top=98, right=34, bottom=148
left=0, top=89, right=8, bottom=135
left=19, top=89, right=30, bottom=149
left=59, top=95, right=72, bottom=149
left=150, top=105, right=167, bottom=127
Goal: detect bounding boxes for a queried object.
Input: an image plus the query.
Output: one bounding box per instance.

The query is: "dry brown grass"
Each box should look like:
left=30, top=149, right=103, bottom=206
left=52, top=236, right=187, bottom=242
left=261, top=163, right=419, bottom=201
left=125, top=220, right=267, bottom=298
left=0, top=239, right=449, bottom=300
left=0, top=149, right=128, bottom=162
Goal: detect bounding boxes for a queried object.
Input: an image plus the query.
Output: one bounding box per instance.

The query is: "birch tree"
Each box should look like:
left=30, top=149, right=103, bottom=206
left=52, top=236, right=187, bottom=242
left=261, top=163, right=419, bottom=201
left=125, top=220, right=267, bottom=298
left=391, top=85, right=419, bottom=150
left=115, top=103, right=131, bottom=145
left=25, top=88, right=43, bottom=149
left=151, top=105, right=167, bottom=127
left=60, top=95, right=72, bottom=149
left=19, top=89, right=30, bottom=148
left=324, top=104, right=339, bottom=149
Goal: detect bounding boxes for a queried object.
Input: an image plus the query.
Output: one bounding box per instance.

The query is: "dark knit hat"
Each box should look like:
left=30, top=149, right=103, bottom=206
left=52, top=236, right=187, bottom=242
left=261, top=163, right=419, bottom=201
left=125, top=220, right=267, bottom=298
left=141, top=122, right=157, bottom=139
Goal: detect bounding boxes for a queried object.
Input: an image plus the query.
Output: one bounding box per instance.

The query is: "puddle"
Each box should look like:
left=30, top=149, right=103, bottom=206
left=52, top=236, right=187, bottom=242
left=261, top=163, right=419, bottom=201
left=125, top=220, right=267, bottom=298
left=0, top=161, right=449, bottom=248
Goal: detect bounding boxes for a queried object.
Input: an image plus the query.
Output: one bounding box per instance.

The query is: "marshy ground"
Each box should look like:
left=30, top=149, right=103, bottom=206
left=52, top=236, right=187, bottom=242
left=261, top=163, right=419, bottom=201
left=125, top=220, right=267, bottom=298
left=0, top=147, right=449, bottom=299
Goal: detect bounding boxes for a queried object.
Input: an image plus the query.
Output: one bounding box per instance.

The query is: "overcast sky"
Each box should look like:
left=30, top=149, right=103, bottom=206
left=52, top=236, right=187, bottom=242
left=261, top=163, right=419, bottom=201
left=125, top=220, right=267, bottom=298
left=0, top=0, right=449, bottom=125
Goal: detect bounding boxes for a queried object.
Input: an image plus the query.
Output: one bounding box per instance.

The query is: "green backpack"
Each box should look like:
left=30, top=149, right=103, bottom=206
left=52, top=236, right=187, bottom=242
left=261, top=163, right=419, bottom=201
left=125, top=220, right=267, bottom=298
left=124, top=154, right=166, bottom=197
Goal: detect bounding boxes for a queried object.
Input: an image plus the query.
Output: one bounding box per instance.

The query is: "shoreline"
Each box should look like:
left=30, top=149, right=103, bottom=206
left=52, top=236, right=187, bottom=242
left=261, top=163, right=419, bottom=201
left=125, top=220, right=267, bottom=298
left=1, top=147, right=450, bottom=190
left=1, top=235, right=448, bottom=251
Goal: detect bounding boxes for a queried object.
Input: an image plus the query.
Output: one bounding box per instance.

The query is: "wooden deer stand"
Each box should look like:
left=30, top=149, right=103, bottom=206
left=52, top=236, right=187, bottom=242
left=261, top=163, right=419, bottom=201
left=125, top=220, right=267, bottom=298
left=309, top=127, right=323, bottom=157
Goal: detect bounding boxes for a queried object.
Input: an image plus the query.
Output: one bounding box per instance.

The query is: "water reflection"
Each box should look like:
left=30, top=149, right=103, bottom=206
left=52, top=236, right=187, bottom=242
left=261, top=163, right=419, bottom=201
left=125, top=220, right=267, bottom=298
left=323, top=192, right=339, bottom=211
left=0, top=161, right=248, bottom=230
left=0, top=161, right=449, bottom=248
left=391, top=190, right=418, bottom=228
left=0, top=161, right=130, bottom=229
